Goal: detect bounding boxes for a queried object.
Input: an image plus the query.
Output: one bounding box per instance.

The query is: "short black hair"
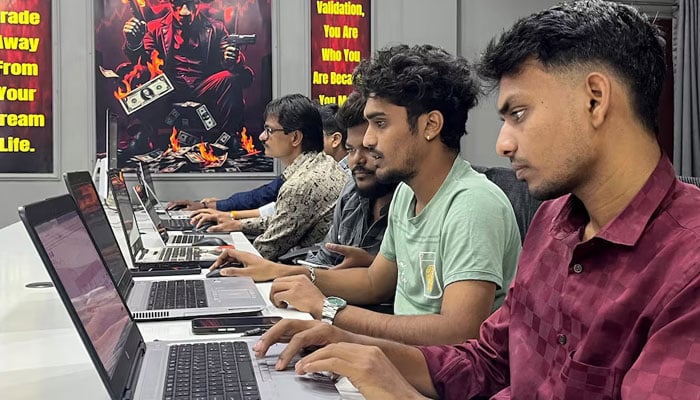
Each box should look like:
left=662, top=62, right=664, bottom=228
left=318, top=103, right=347, bottom=146
left=264, top=93, right=324, bottom=153
left=336, top=91, right=366, bottom=130
left=478, top=0, right=666, bottom=135
left=352, top=44, right=479, bottom=151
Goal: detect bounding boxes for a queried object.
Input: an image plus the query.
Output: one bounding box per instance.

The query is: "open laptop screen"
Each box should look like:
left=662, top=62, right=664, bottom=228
left=34, top=211, right=133, bottom=376
left=65, top=172, right=132, bottom=295
left=109, top=171, right=141, bottom=253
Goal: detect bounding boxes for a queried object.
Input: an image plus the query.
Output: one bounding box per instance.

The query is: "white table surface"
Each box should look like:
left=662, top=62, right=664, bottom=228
left=0, top=206, right=362, bottom=399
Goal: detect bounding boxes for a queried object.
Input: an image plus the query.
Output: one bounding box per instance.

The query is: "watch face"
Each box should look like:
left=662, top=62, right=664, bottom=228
left=326, top=296, right=346, bottom=307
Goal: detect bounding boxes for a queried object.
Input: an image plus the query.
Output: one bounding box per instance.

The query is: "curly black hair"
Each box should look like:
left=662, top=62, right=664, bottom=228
left=352, top=44, right=479, bottom=151
left=336, top=91, right=367, bottom=131
left=264, top=93, right=324, bottom=153
left=478, top=0, right=666, bottom=135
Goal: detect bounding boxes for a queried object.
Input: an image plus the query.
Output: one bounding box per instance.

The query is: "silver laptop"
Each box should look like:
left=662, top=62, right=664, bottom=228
left=63, top=173, right=266, bottom=321
left=18, top=196, right=339, bottom=400
left=136, top=162, right=191, bottom=219
left=131, top=180, right=234, bottom=247
left=107, top=169, right=221, bottom=269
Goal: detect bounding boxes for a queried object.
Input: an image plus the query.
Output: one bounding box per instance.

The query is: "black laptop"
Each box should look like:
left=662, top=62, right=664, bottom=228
left=18, top=196, right=339, bottom=400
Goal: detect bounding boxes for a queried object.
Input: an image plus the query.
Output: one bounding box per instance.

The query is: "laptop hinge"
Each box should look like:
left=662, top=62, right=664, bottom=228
left=122, top=341, right=147, bottom=400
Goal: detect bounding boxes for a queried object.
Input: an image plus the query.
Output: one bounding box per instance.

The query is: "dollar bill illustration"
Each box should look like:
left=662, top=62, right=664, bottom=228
left=196, top=104, right=217, bottom=130
left=160, top=161, right=187, bottom=173
left=164, top=108, right=181, bottom=126
left=185, top=152, right=206, bottom=164
left=203, top=153, right=228, bottom=168
left=210, top=142, right=229, bottom=152
left=132, top=149, right=163, bottom=163
left=119, top=74, right=175, bottom=115
left=215, top=132, right=231, bottom=146
left=176, top=130, right=199, bottom=147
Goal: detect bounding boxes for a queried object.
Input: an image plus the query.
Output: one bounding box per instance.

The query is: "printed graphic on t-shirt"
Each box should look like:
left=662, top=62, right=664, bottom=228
left=420, top=252, right=442, bottom=299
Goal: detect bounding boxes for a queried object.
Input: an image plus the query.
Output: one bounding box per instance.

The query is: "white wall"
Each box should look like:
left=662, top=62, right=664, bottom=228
left=0, top=0, right=624, bottom=227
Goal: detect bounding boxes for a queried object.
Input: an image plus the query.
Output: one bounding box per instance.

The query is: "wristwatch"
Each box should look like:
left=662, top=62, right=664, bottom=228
left=321, top=296, right=347, bottom=325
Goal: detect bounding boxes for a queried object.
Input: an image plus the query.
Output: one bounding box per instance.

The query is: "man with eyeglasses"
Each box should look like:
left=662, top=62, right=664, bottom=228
left=122, top=0, right=253, bottom=142
left=192, top=94, right=348, bottom=261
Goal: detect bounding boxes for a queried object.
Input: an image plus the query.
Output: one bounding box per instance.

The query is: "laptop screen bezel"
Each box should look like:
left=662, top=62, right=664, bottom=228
left=107, top=169, right=146, bottom=258
left=18, top=195, right=145, bottom=400
left=64, top=171, right=135, bottom=299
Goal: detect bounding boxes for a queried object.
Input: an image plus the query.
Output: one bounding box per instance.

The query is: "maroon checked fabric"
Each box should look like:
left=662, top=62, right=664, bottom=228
left=418, top=156, right=700, bottom=400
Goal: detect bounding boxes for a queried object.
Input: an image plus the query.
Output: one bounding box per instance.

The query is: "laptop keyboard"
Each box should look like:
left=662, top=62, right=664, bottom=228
left=170, top=234, right=204, bottom=245
left=167, top=219, right=192, bottom=229
left=163, top=342, right=260, bottom=400
left=159, top=246, right=198, bottom=261
left=147, top=280, right=208, bottom=309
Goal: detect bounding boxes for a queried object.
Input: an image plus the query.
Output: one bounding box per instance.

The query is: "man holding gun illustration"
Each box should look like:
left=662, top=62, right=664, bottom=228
left=122, top=0, right=254, bottom=138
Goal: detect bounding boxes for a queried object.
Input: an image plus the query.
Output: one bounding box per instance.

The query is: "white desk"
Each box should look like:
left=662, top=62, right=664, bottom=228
left=0, top=219, right=361, bottom=399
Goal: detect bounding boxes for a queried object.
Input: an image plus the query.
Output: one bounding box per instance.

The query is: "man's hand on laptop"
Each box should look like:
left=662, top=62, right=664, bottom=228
left=190, top=209, right=243, bottom=232
left=296, top=342, right=426, bottom=400
left=252, top=319, right=351, bottom=368
left=165, top=199, right=205, bottom=211
left=210, top=248, right=283, bottom=281
left=199, top=197, right=219, bottom=209
left=270, top=275, right=325, bottom=319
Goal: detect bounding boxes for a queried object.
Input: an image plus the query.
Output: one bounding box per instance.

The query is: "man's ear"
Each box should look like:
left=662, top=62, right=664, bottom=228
left=290, top=130, right=303, bottom=147
left=422, top=110, right=444, bottom=142
left=330, top=132, right=343, bottom=148
left=585, top=72, right=611, bottom=129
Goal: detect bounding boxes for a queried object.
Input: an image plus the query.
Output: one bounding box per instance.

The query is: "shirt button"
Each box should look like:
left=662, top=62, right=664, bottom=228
left=558, top=334, right=567, bottom=345
left=572, top=263, right=583, bottom=274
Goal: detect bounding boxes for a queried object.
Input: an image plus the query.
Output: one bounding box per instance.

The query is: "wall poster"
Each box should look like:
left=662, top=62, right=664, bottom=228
left=0, top=0, right=53, bottom=174
left=94, top=0, right=273, bottom=174
left=311, top=0, right=370, bottom=106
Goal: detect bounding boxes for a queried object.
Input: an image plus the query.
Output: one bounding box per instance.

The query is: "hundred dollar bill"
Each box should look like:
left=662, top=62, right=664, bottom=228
left=196, top=104, right=217, bottom=130
left=119, top=74, right=175, bottom=115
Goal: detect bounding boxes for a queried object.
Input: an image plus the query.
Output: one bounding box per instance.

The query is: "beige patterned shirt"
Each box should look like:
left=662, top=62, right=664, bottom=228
left=241, top=151, right=348, bottom=260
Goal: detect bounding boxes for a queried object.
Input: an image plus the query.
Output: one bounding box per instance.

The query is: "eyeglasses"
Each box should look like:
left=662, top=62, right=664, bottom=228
left=261, top=126, right=287, bottom=140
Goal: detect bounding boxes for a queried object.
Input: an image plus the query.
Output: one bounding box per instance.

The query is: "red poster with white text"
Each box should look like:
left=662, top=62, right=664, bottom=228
left=0, top=0, right=53, bottom=173
left=311, top=0, right=370, bottom=105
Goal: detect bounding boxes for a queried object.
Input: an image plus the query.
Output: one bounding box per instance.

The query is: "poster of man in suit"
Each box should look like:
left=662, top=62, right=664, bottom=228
left=94, top=0, right=273, bottom=173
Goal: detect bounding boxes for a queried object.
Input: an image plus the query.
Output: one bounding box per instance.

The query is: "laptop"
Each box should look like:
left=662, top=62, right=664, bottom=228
left=131, top=180, right=234, bottom=246
left=63, top=172, right=265, bottom=320
left=107, top=169, right=221, bottom=269
left=135, top=162, right=190, bottom=220
left=18, top=196, right=339, bottom=400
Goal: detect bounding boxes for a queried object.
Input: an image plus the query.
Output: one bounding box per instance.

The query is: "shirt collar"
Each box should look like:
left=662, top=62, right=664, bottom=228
left=282, top=151, right=320, bottom=180
left=551, top=155, right=675, bottom=246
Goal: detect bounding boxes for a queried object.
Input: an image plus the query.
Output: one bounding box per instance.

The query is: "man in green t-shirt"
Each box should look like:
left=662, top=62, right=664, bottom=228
left=211, top=44, right=521, bottom=345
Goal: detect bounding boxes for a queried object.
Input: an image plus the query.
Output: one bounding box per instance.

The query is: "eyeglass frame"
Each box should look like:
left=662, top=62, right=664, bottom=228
left=260, top=126, right=289, bottom=141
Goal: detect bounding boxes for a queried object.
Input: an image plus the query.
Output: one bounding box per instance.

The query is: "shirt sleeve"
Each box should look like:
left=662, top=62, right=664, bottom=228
left=417, top=288, right=512, bottom=399
left=378, top=185, right=401, bottom=262
left=257, top=202, right=276, bottom=218
left=246, top=177, right=326, bottom=260
left=440, top=189, right=520, bottom=289
left=215, top=176, right=283, bottom=211
left=621, top=270, right=700, bottom=398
